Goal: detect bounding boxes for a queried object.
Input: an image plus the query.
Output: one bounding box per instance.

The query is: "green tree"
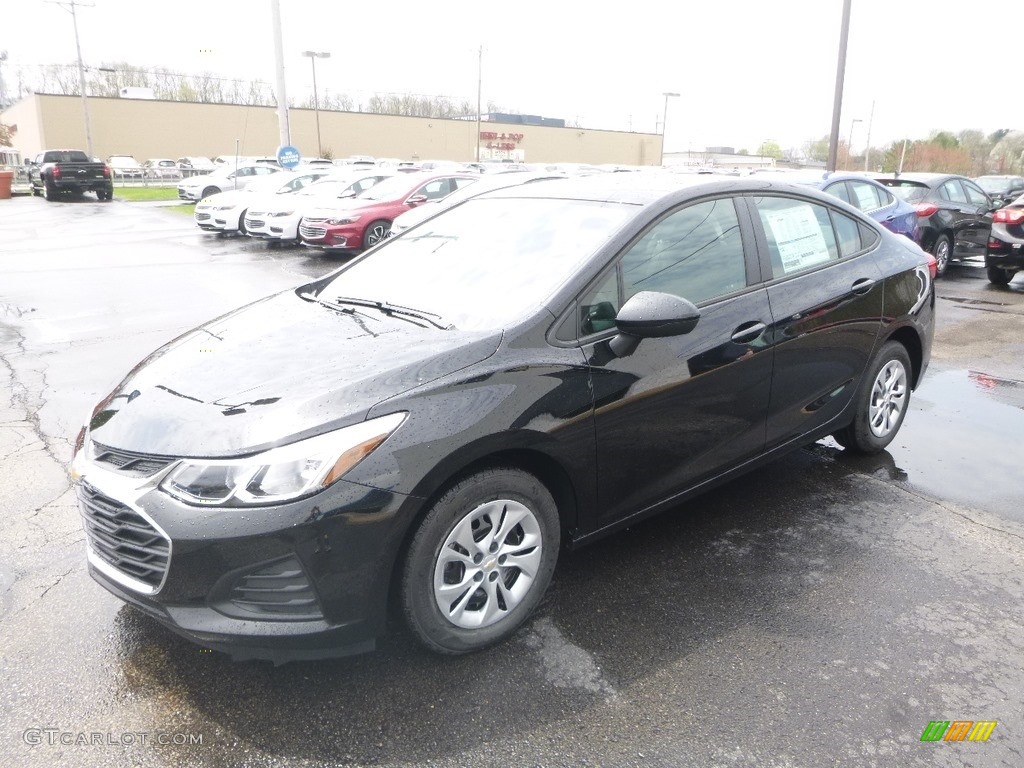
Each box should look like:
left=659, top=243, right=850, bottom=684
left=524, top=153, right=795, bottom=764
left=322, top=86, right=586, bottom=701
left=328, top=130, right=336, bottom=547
left=803, top=135, right=830, bottom=162
left=0, top=122, right=12, bottom=147
left=759, top=140, right=782, bottom=159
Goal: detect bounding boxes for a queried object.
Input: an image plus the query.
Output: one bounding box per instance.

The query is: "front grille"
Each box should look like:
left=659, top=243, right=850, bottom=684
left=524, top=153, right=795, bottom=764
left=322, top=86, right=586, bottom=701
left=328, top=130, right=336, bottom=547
left=90, top=442, right=173, bottom=477
left=79, top=482, right=169, bottom=590
left=195, top=212, right=211, bottom=222
left=303, top=216, right=327, bottom=223
left=246, top=219, right=265, bottom=229
left=299, top=224, right=327, bottom=240
left=226, top=557, right=321, bottom=618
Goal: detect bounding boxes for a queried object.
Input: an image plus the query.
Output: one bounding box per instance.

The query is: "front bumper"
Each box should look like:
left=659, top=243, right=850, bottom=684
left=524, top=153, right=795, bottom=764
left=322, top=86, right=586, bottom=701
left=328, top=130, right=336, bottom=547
left=73, top=448, right=417, bottom=663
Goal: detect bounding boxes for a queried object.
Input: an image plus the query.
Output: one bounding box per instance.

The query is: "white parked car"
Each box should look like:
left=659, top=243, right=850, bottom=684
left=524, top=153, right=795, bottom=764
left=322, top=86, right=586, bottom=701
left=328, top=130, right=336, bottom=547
left=245, top=171, right=395, bottom=243
left=388, top=170, right=566, bottom=238
left=107, top=155, right=144, bottom=179
left=143, top=159, right=182, bottom=180
left=192, top=170, right=335, bottom=233
left=177, top=164, right=282, bottom=201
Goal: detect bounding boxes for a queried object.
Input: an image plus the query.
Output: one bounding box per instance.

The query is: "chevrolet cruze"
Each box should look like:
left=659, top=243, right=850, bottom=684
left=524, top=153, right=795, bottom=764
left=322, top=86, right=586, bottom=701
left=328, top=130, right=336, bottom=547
left=72, top=174, right=934, bottom=662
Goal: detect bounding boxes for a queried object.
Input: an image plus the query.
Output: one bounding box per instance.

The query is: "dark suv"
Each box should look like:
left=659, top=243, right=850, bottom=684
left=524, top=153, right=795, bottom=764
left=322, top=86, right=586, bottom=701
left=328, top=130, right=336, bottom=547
left=875, top=173, right=997, bottom=276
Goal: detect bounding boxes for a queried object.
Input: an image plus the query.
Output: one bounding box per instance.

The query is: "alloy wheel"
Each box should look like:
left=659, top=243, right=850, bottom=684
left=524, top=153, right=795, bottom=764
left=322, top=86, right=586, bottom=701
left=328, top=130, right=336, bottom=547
left=868, top=359, right=908, bottom=438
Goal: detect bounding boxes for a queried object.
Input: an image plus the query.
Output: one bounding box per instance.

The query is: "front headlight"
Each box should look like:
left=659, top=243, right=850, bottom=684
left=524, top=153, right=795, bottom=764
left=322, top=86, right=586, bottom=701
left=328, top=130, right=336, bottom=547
left=212, top=204, right=235, bottom=211
left=326, top=215, right=360, bottom=225
left=160, top=412, right=406, bottom=506
left=269, top=211, right=294, bottom=217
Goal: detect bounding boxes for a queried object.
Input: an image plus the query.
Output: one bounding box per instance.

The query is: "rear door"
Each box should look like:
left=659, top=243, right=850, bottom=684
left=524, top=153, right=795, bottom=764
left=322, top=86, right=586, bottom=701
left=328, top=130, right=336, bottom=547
left=960, top=179, right=994, bottom=256
left=747, top=194, right=885, bottom=450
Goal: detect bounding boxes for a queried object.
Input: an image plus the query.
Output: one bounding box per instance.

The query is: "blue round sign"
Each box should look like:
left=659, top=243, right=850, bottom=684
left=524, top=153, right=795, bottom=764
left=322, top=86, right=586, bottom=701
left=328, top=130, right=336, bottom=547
left=276, top=145, right=301, bottom=169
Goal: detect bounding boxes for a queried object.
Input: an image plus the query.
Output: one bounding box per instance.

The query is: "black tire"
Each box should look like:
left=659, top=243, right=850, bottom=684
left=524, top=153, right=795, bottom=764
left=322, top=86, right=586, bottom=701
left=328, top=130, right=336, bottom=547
left=362, top=219, right=391, bottom=250
left=401, top=467, right=560, bottom=654
left=43, top=177, right=57, bottom=202
left=987, top=266, right=1013, bottom=285
left=237, top=210, right=248, bottom=235
left=201, top=186, right=220, bottom=199
left=833, top=340, right=912, bottom=455
left=931, top=234, right=951, bottom=277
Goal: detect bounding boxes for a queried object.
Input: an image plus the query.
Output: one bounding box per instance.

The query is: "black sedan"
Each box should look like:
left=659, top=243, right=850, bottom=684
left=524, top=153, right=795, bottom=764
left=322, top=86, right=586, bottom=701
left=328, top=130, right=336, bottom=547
left=986, top=192, right=1024, bottom=284
left=70, top=175, right=935, bottom=662
left=875, top=172, right=997, bottom=276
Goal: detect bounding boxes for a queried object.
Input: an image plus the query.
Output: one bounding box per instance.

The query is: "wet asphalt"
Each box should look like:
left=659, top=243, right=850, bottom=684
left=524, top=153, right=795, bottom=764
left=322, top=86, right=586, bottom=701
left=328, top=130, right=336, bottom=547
left=1, top=195, right=1022, bottom=767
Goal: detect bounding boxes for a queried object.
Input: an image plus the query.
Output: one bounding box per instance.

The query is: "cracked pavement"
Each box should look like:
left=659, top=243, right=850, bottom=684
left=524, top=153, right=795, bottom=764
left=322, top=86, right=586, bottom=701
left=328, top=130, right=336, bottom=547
left=1, top=196, right=1023, bottom=767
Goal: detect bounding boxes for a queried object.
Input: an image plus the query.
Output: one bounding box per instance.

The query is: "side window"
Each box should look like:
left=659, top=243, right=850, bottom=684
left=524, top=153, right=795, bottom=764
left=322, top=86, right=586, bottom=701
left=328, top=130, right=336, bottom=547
left=753, top=196, right=839, bottom=277
left=940, top=180, right=968, bottom=203
left=849, top=181, right=883, bottom=212
left=963, top=181, right=988, bottom=206
left=875, top=186, right=894, bottom=207
left=353, top=177, right=377, bottom=193
left=620, top=198, right=747, bottom=306
left=831, top=210, right=863, bottom=257
left=579, top=269, right=619, bottom=336
left=417, top=179, right=450, bottom=200
left=453, top=178, right=479, bottom=190
left=824, top=181, right=853, bottom=205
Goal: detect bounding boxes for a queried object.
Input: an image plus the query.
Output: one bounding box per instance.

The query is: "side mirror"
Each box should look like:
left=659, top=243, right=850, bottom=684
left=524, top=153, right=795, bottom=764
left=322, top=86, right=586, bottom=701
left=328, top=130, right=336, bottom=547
left=609, top=291, right=701, bottom=357
left=406, top=194, right=428, bottom=206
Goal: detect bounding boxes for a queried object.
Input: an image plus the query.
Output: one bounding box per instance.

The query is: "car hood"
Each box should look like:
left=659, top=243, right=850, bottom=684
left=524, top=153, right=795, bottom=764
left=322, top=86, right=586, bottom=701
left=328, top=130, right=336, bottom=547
left=87, top=291, right=501, bottom=457
left=196, top=190, right=246, bottom=207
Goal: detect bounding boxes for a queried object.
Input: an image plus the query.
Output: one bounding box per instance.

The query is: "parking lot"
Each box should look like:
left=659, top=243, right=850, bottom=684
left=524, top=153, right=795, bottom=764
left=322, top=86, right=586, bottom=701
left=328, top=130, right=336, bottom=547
left=1, top=195, right=1022, bottom=767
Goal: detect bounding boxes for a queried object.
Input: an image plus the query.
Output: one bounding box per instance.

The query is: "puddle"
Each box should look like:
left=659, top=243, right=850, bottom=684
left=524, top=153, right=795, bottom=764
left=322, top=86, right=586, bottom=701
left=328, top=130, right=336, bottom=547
left=870, top=368, right=1024, bottom=523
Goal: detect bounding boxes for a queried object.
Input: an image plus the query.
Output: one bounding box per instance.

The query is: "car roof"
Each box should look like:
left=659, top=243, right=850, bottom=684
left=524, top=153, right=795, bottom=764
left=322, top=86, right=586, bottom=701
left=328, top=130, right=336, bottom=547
left=480, top=171, right=839, bottom=208
left=873, top=172, right=962, bottom=186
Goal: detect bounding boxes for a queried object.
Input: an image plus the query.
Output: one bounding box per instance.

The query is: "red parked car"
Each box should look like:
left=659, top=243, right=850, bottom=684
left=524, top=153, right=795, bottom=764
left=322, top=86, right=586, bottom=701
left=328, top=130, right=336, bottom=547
left=299, top=172, right=479, bottom=251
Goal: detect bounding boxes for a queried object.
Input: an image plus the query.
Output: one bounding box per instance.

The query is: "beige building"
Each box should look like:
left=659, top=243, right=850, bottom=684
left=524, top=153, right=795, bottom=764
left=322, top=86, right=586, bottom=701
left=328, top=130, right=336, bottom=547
left=2, top=94, right=662, bottom=166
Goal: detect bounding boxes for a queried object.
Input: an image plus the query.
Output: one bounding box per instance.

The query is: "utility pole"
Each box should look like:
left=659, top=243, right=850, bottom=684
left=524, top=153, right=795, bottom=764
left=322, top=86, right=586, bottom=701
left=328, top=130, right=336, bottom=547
left=660, top=91, right=680, bottom=166
left=270, top=0, right=291, bottom=149
left=301, top=51, right=330, bottom=158
left=863, top=100, right=875, bottom=172
left=827, top=0, right=853, bottom=173
left=48, top=0, right=95, bottom=158
left=475, top=46, right=482, bottom=162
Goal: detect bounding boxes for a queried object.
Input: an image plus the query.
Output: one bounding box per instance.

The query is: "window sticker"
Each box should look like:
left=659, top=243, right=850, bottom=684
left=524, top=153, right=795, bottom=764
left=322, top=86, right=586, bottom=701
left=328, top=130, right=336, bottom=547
left=762, top=205, right=831, bottom=273
left=853, top=183, right=878, bottom=211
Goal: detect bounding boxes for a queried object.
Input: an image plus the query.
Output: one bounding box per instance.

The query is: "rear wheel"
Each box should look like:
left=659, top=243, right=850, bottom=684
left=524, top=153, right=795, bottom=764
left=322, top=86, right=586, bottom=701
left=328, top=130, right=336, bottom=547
left=833, top=341, right=912, bottom=455
left=931, top=234, right=951, bottom=277
left=43, top=178, right=57, bottom=201
left=362, top=219, right=391, bottom=250
left=987, top=266, right=1013, bottom=285
left=401, top=467, right=560, bottom=654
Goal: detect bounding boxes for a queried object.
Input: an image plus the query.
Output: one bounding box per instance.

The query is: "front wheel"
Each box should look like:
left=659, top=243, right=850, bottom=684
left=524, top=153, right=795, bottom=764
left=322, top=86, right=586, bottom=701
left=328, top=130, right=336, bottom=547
left=833, top=341, right=912, bottom=455
left=401, top=467, right=560, bottom=654
left=201, top=186, right=220, bottom=199
left=931, top=234, right=951, bottom=277
left=362, top=219, right=391, bottom=250
left=987, top=266, right=1014, bottom=285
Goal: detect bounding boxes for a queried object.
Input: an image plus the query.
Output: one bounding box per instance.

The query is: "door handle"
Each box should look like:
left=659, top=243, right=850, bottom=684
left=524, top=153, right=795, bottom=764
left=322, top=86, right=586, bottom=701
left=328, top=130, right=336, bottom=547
left=851, top=278, right=875, bottom=295
left=731, top=321, right=767, bottom=344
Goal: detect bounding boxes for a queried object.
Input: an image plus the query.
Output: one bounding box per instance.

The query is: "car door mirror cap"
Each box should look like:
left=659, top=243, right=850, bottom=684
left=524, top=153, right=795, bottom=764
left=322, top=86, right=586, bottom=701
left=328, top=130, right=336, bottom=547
left=406, top=194, right=428, bottom=206
left=615, top=291, right=701, bottom=338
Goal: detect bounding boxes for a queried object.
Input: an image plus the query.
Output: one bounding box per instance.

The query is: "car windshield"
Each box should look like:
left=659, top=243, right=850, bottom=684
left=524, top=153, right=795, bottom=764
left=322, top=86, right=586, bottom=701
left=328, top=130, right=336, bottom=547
left=314, top=197, right=636, bottom=331
left=880, top=181, right=929, bottom=203
left=354, top=175, right=422, bottom=201
left=975, top=177, right=1010, bottom=194
left=298, top=180, right=352, bottom=197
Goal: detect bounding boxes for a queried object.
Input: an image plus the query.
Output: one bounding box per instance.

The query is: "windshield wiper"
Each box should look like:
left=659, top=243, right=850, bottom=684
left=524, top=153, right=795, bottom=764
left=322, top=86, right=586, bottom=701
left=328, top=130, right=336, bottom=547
left=297, top=291, right=379, bottom=322
left=332, top=296, right=454, bottom=330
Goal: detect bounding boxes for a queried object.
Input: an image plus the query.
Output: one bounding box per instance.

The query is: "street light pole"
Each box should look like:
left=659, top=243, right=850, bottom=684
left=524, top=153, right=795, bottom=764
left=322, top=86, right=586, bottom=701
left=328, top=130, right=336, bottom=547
left=49, top=0, right=95, bottom=158
left=827, top=0, right=853, bottom=173
left=847, top=118, right=862, bottom=170
left=301, top=50, right=330, bottom=158
left=659, top=91, right=679, bottom=166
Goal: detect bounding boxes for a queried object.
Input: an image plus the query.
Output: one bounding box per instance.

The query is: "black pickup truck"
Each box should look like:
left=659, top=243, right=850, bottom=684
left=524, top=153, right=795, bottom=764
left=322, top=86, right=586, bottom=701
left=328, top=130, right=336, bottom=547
left=29, top=149, right=113, bottom=201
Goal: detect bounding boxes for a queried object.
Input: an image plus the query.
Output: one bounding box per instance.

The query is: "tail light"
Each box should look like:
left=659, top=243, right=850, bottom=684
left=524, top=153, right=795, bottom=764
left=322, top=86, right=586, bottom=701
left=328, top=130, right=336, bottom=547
left=992, top=207, right=1024, bottom=225
left=924, top=252, right=937, bottom=279
left=915, top=203, right=938, bottom=217
left=52, top=165, right=61, bottom=179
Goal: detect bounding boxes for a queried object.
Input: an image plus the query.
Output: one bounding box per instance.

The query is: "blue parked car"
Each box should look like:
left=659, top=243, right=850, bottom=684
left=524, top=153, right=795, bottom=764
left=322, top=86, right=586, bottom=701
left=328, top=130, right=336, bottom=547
left=754, top=171, right=920, bottom=245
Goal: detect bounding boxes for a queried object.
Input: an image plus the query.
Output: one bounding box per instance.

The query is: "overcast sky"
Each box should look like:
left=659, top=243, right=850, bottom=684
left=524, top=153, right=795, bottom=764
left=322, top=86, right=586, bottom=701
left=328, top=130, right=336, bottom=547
left=2, top=0, right=1017, bottom=154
